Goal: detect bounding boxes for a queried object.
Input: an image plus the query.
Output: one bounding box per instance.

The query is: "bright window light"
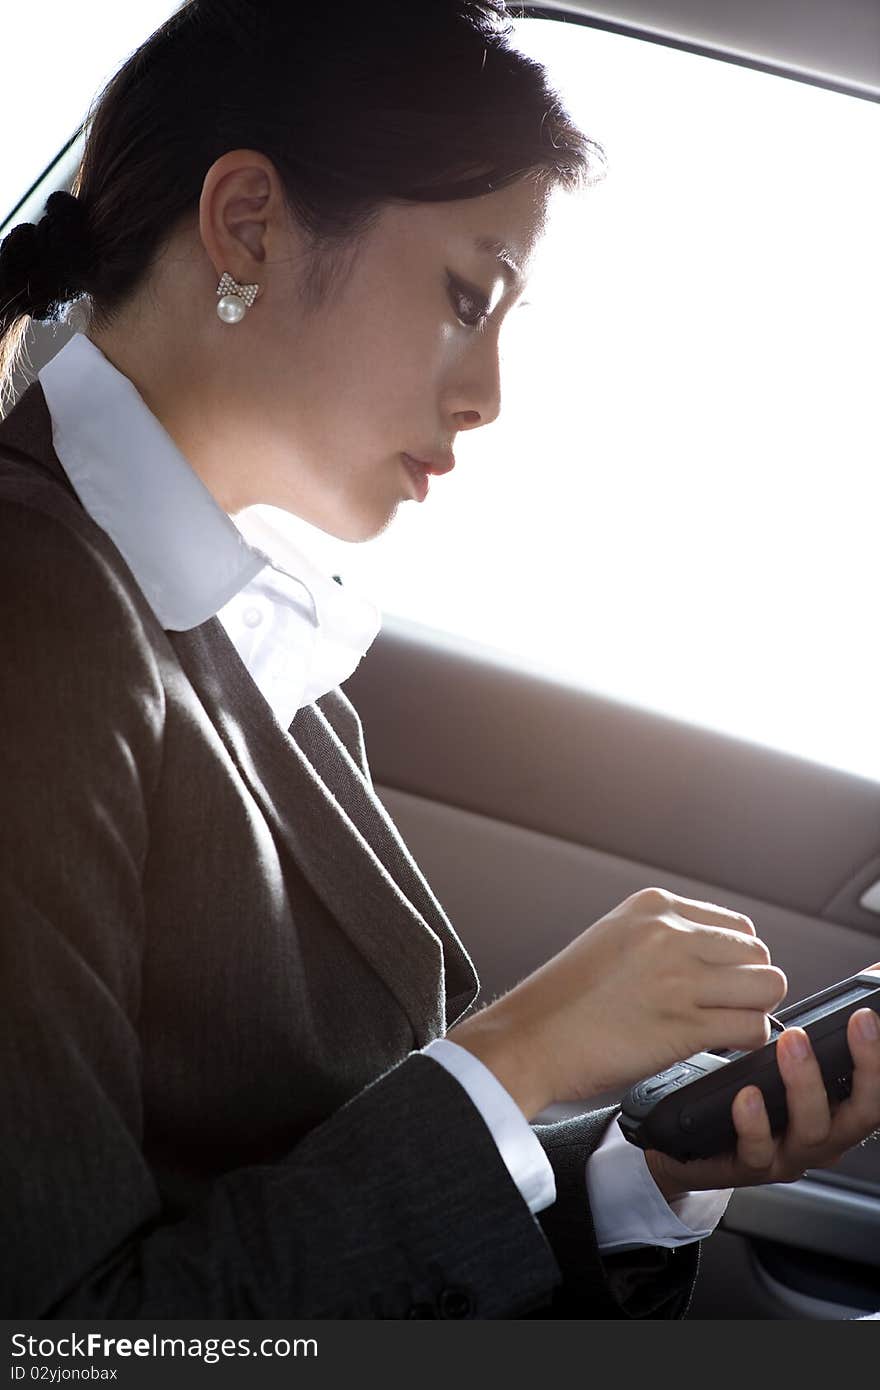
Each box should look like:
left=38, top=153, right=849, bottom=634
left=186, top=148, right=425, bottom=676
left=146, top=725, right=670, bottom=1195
left=6, top=11, right=879, bottom=781
left=315, top=17, right=880, bottom=784
left=2, top=3, right=179, bottom=221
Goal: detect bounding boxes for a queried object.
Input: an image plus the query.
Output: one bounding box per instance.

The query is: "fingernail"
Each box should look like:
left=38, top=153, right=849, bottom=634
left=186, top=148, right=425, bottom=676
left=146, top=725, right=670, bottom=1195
left=784, top=1030, right=809, bottom=1061
left=856, top=1009, right=880, bottom=1042
left=745, top=1089, right=763, bottom=1113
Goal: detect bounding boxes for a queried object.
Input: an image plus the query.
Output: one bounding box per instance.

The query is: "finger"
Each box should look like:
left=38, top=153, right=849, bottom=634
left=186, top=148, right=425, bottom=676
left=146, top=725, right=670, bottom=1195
left=831, top=1010, right=880, bottom=1149
left=699, top=1007, right=774, bottom=1054
left=688, top=926, right=774, bottom=968
left=698, top=962, right=788, bottom=1012
left=669, top=894, right=758, bottom=937
left=775, top=1027, right=832, bottom=1151
left=731, top=1085, right=776, bottom=1172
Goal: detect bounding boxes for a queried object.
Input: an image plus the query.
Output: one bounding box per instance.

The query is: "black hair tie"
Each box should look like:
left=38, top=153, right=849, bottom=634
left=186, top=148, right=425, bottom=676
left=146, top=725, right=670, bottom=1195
left=0, top=190, right=97, bottom=323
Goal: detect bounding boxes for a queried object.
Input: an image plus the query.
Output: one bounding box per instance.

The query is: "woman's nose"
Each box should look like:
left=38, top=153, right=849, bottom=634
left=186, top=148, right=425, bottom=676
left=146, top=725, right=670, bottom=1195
left=454, top=409, right=482, bottom=429
left=448, top=348, right=502, bottom=432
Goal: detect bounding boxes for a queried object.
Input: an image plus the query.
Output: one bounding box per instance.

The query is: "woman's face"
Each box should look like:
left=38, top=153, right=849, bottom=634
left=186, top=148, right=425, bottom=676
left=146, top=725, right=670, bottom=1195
left=245, top=175, right=548, bottom=541
left=92, top=164, right=549, bottom=542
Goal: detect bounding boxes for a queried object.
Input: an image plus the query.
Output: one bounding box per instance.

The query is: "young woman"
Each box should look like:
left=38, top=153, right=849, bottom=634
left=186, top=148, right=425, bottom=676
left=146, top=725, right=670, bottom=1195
left=1, top=0, right=878, bottom=1319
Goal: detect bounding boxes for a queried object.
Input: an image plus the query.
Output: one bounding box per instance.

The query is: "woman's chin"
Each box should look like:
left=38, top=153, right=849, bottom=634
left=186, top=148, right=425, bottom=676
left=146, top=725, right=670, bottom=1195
left=339, top=500, right=402, bottom=544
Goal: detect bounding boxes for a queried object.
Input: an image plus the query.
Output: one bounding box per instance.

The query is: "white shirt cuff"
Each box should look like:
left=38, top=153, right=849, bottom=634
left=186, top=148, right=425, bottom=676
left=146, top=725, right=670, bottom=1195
left=422, top=1039, right=732, bottom=1253
left=586, top=1118, right=733, bottom=1252
left=421, top=1037, right=556, bottom=1215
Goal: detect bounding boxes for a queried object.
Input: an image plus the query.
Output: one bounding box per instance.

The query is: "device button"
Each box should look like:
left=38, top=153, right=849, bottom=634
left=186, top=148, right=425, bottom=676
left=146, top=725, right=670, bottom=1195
left=633, top=1064, right=692, bottom=1104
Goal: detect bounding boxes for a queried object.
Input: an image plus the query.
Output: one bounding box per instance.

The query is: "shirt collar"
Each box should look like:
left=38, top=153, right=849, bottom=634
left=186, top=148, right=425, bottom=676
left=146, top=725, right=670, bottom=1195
left=38, top=331, right=270, bottom=631
left=36, top=332, right=381, bottom=665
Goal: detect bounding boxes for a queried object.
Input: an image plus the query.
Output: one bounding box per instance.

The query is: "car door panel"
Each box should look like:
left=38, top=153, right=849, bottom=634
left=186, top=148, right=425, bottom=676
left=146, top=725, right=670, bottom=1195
left=347, top=621, right=880, bottom=936
left=345, top=621, right=880, bottom=1317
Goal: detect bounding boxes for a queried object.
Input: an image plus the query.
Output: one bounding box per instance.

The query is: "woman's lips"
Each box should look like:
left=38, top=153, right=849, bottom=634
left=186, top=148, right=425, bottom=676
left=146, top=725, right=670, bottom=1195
left=408, top=451, right=456, bottom=476
left=401, top=449, right=456, bottom=503
left=402, top=453, right=430, bottom=502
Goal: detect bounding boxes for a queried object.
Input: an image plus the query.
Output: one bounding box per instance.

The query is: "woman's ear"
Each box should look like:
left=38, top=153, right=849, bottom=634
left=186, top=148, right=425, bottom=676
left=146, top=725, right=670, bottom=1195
left=198, top=149, right=287, bottom=288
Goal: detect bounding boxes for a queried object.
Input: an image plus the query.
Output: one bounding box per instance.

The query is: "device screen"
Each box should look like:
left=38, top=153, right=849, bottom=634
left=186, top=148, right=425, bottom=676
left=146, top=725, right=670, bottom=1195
left=788, top=983, right=874, bottom=1029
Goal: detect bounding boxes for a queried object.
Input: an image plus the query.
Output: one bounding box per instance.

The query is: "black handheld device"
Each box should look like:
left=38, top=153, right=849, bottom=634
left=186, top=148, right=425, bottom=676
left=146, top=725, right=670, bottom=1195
left=617, top=969, right=880, bottom=1161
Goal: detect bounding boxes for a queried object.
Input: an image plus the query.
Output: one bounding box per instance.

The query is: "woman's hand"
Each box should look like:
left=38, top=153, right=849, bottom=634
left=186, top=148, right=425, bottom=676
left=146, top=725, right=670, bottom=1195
left=448, top=885, right=788, bottom=1118
left=645, top=1008, right=880, bottom=1202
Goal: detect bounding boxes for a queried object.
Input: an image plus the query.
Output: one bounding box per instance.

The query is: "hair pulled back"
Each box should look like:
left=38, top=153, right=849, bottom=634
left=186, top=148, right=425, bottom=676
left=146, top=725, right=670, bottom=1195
left=0, top=0, right=603, bottom=405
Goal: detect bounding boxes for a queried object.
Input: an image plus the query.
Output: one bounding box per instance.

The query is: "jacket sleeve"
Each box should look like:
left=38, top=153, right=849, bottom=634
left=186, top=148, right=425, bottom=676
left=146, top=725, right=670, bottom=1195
left=0, top=503, right=567, bottom=1319
left=526, top=1108, right=700, bottom=1319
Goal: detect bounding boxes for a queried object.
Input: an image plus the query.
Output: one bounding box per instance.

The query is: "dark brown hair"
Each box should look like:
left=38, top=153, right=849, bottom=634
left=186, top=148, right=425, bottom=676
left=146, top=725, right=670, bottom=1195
left=0, top=0, right=604, bottom=405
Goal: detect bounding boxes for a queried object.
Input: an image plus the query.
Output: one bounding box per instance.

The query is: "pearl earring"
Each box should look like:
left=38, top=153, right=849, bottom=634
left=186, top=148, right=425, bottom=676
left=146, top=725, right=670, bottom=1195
left=216, top=272, right=260, bottom=324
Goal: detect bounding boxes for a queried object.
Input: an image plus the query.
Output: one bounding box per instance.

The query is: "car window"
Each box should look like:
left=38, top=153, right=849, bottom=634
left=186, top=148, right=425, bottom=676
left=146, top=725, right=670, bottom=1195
left=1, top=3, right=177, bottom=222
left=302, top=15, right=879, bottom=783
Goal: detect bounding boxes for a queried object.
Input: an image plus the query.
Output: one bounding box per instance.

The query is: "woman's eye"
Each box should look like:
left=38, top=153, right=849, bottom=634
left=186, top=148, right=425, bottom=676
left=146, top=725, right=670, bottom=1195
left=447, top=273, right=491, bottom=328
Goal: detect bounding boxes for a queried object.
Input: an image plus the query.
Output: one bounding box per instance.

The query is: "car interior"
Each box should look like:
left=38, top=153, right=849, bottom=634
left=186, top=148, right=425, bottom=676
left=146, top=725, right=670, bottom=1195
left=3, top=0, right=878, bottom=1318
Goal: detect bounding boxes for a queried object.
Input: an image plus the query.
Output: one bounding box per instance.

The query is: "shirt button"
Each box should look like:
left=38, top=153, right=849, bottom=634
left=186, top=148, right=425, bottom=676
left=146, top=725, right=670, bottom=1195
left=242, top=606, right=263, bottom=629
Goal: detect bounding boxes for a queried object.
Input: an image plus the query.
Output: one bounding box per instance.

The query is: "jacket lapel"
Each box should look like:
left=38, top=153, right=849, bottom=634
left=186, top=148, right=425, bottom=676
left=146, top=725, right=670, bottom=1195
left=295, top=688, right=479, bottom=1024
left=167, top=606, right=479, bottom=1047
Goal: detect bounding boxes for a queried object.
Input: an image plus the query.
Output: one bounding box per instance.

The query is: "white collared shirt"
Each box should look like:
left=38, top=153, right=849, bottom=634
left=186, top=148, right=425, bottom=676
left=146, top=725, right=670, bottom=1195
left=37, top=330, right=731, bottom=1254
left=38, top=332, right=382, bottom=730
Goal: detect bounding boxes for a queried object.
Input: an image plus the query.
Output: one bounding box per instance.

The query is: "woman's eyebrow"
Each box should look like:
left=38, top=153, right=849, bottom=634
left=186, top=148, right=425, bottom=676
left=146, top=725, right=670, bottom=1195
left=473, top=236, right=525, bottom=292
